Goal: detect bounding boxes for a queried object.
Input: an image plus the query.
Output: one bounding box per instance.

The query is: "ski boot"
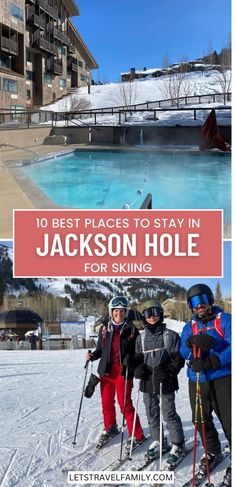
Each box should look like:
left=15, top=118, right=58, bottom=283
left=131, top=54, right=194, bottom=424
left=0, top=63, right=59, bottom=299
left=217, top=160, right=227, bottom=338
left=125, top=435, right=145, bottom=454
left=222, top=465, right=231, bottom=486
left=167, top=442, right=186, bottom=466
left=96, top=424, right=119, bottom=449
left=198, top=451, right=223, bottom=476
left=146, top=437, right=169, bottom=460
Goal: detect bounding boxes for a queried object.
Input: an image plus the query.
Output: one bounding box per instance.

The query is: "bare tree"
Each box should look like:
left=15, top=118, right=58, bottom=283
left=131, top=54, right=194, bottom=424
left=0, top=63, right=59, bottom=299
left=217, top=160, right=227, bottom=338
left=113, top=81, right=137, bottom=108
left=160, top=70, right=191, bottom=107
left=69, top=95, right=91, bottom=111
left=215, top=39, right=232, bottom=104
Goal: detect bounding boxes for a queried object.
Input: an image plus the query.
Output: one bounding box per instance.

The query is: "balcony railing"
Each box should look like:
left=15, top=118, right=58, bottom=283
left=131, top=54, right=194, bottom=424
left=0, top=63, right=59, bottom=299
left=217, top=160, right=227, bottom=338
left=33, top=14, right=45, bottom=29
left=33, top=32, right=58, bottom=56
left=67, top=57, right=78, bottom=72
left=68, top=44, right=76, bottom=54
left=37, top=0, right=58, bottom=20
left=47, top=23, right=70, bottom=45
left=27, top=8, right=45, bottom=29
left=47, top=57, right=62, bottom=75
left=0, top=36, right=18, bottom=55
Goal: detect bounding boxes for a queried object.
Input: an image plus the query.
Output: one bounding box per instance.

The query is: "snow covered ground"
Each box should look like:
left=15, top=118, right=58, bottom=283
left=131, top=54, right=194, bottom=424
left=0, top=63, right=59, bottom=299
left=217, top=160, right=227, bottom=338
left=0, top=348, right=230, bottom=487
left=45, top=71, right=231, bottom=112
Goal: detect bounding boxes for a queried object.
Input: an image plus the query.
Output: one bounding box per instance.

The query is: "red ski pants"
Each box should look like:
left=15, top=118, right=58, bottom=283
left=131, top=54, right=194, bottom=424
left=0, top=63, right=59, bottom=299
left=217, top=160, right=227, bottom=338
left=100, top=364, right=143, bottom=441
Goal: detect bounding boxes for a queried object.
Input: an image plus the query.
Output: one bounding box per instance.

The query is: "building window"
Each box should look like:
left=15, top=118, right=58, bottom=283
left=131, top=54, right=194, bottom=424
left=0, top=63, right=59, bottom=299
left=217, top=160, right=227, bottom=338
left=26, top=70, right=34, bottom=81
left=10, top=3, right=24, bottom=21
left=3, top=78, right=18, bottom=93
left=26, top=90, right=31, bottom=100
left=59, top=78, right=66, bottom=88
left=61, top=47, right=66, bottom=55
left=44, top=72, right=53, bottom=84
left=80, top=74, right=88, bottom=82
left=78, top=60, right=83, bottom=68
left=0, top=55, right=12, bottom=69
left=26, top=50, right=32, bottom=63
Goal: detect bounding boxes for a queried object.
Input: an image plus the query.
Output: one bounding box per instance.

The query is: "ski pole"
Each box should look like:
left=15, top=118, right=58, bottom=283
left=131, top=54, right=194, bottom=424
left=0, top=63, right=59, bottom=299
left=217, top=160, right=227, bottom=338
left=119, top=357, right=129, bottom=461
left=159, top=381, right=163, bottom=471
left=192, top=345, right=212, bottom=487
left=72, top=350, right=91, bottom=446
left=197, top=374, right=212, bottom=486
left=192, top=345, right=200, bottom=487
left=128, top=388, right=140, bottom=460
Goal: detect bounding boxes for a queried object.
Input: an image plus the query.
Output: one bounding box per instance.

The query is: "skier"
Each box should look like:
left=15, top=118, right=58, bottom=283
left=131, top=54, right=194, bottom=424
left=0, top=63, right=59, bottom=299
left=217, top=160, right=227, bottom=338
left=85, top=296, right=145, bottom=450
left=134, top=299, right=185, bottom=466
left=180, top=284, right=231, bottom=485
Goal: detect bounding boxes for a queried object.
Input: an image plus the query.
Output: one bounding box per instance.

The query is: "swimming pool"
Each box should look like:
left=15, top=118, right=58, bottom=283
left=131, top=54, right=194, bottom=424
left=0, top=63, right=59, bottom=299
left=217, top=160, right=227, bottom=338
left=22, top=149, right=231, bottom=224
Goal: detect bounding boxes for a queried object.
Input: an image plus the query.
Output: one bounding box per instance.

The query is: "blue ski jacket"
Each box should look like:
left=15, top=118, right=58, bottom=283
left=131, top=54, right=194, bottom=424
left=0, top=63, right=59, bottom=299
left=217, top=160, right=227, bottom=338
left=180, top=306, right=231, bottom=383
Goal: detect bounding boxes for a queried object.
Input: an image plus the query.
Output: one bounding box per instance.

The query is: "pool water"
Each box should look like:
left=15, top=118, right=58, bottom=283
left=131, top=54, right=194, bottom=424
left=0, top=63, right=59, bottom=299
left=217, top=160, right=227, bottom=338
left=23, top=150, right=231, bottom=224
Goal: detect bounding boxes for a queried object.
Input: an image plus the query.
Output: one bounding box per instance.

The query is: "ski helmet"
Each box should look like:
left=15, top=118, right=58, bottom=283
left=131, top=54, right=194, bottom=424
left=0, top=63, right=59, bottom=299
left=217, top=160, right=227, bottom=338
left=141, top=299, right=163, bottom=322
left=187, top=284, right=214, bottom=309
left=108, top=296, right=129, bottom=318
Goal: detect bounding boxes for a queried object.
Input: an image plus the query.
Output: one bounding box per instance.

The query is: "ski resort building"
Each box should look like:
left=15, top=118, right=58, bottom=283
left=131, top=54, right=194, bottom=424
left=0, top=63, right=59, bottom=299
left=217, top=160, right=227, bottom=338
left=0, top=0, right=98, bottom=109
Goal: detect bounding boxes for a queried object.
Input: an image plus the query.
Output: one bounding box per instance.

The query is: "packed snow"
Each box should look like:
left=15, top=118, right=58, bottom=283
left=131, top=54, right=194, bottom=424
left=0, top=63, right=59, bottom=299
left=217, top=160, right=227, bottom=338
left=0, top=345, right=230, bottom=487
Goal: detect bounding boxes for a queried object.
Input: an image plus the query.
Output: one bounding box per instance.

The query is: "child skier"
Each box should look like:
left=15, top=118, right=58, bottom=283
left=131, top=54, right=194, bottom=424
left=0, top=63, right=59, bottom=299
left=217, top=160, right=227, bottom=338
left=134, top=299, right=185, bottom=466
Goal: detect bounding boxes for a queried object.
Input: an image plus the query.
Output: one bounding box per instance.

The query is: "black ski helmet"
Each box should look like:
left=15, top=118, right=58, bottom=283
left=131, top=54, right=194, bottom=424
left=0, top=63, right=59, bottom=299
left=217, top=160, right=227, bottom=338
left=187, top=284, right=214, bottom=309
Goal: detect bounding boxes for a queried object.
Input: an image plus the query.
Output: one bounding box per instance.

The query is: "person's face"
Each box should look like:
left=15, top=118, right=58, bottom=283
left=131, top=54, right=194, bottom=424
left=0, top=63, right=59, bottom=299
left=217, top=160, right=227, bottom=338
left=145, top=313, right=161, bottom=326
left=193, top=303, right=211, bottom=319
left=112, top=308, right=126, bottom=324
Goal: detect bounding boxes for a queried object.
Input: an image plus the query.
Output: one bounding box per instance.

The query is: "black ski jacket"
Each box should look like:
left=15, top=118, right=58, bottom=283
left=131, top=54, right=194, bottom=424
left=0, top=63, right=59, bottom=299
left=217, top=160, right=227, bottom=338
left=91, top=319, right=139, bottom=379
left=135, top=324, right=185, bottom=394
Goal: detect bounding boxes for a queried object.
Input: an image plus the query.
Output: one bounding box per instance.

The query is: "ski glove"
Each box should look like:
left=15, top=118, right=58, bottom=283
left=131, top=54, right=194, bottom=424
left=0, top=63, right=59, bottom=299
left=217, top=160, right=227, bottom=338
left=186, top=334, right=215, bottom=351
left=134, top=364, right=150, bottom=380
left=84, top=373, right=100, bottom=398
left=154, top=366, right=170, bottom=384
left=191, top=354, right=220, bottom=372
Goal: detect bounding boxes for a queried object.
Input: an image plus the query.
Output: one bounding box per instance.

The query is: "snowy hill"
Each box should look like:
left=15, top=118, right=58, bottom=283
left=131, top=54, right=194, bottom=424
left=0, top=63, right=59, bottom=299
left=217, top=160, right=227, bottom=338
left=45, top=70, right=231, bottom=113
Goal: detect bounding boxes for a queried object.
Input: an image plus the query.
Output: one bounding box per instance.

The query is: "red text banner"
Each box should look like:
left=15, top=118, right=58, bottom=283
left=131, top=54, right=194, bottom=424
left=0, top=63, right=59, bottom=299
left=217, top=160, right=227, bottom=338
left=13, top=210, right=222, bottom=277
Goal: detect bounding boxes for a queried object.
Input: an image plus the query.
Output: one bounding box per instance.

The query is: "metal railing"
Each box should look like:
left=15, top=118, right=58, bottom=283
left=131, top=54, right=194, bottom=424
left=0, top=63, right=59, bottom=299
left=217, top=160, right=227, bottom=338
left=78, top=92, right=232, bottom=114
left=0, top=142, right=39, bottom=167
left=140, top=193, right=152, bottom=209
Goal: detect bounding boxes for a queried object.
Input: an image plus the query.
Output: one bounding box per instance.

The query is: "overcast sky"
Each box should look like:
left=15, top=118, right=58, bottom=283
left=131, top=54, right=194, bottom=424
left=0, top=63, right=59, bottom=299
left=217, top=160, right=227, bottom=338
left=73, top=0, right=231, bottom=81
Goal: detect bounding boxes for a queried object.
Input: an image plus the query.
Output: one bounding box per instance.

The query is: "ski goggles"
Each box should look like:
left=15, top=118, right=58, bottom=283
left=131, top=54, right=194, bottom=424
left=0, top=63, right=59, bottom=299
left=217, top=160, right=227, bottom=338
left=188, top=293, right=210, bottom=309
left=110, top=297, right=128, bottom=308
left=143, top=307, right=162, bottom=319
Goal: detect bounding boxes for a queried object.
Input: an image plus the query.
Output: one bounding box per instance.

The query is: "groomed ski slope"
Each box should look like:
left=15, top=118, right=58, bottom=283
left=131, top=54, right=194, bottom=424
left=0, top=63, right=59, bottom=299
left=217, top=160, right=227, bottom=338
left=0, top=348, right=230, bottom=487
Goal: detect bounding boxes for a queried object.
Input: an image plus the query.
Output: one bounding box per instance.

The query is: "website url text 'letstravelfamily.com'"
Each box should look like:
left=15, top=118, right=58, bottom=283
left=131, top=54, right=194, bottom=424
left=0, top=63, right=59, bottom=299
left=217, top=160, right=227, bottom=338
left=68, top=470, right=174, bottom=484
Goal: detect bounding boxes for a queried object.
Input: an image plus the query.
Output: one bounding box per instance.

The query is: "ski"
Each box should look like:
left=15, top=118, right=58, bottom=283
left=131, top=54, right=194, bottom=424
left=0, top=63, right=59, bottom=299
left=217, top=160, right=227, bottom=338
left=136, top=442, right=171, bottom=471
left=103, top=435, right=150, bottom=472
left=181, top=447, right=230, bottom=487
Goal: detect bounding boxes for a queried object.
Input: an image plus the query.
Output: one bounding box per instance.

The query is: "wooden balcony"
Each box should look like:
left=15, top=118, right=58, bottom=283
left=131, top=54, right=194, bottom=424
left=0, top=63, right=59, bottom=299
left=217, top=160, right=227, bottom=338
left=47, top=23, right=70, bottom=45
left=0, top=36, right=18, bottom=55
left=33, top=32, right=58, bottom=56
left=68, top=44, right=76, bottom=54
left=26, top=7, right=45, bottom=29
left=37, top=0, right=58, bottom=20
left=67, top=57, right=78, bottom=72
left=47, top=56, right=63, bottom=75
